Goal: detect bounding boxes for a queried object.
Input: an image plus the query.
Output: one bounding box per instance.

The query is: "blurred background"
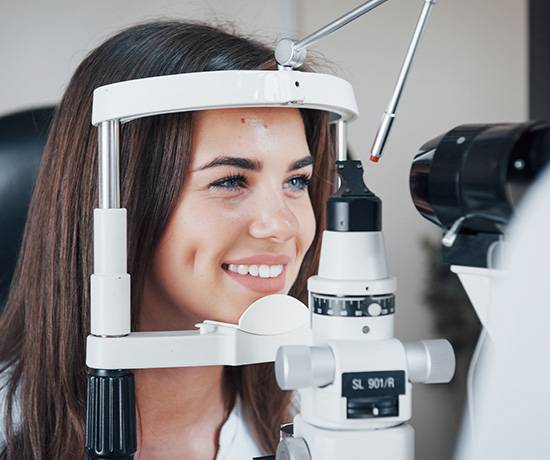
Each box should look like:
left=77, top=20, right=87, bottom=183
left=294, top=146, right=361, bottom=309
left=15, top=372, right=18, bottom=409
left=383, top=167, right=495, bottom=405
left=0, top=0, right=544, bottom=458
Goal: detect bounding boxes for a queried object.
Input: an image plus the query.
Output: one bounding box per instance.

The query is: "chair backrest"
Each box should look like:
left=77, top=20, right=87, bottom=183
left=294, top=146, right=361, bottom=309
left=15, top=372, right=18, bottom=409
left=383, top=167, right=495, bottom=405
left=0, top=107, right=55, bottom=311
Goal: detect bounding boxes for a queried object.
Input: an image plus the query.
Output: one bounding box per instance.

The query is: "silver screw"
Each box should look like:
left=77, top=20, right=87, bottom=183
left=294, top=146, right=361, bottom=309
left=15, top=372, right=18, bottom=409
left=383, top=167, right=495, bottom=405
left=362, top=326, right=370, bottom=334
left=457, top=137, right=466, bottom=145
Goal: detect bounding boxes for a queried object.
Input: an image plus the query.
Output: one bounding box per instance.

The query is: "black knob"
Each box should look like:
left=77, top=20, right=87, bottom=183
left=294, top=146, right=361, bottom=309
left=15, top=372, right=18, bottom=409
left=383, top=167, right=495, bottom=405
left=86, top=368, right=137, bottom=459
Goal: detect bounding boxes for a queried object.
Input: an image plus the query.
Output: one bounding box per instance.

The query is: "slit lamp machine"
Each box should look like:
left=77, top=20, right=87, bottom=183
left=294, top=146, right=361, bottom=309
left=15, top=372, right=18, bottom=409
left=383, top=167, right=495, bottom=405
left=84, top=0, right=550, bottom=458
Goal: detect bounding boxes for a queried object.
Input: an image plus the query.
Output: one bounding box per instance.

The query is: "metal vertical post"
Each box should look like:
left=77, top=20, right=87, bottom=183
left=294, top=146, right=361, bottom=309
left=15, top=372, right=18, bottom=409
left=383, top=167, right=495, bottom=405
left=334, top=119, right=348, bottom=191
left=87, top=119, right=136, bottom=460
left=335, top=119, right=348, bottom=162
left=98, top=120, right=120, bottom=209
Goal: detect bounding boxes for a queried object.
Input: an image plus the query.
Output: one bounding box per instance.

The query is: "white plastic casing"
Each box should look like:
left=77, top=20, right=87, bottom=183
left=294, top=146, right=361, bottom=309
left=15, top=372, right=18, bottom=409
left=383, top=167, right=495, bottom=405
left=86, top=325, right=311, bottom=369
left=86, top=294, right=312, bottom=369
left=92, top=70, right=359, bottom=126
left=293, top=415, right=414, bottom=460
left=283, top=228, right=415, bottom=439
left=451, top=265, right=503, bottom=334
left=90, top=209, right=131, bottom=336
left=308, top=231, right=396, bottom=343
left=311, top=314, right=394, bottom=343
left=298, top=338, right=412, bottom=430
left=317, top=231, right=389, bottom=281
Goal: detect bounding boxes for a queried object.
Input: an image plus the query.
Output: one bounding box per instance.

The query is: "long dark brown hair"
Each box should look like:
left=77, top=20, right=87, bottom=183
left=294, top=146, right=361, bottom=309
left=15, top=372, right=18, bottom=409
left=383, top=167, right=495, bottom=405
left=0, top=21, right=334, bottom=458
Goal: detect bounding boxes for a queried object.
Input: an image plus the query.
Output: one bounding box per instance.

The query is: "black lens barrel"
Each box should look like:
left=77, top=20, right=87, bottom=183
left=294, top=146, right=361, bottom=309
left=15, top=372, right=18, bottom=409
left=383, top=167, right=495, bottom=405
left=410, top=122, right=550, bottom=233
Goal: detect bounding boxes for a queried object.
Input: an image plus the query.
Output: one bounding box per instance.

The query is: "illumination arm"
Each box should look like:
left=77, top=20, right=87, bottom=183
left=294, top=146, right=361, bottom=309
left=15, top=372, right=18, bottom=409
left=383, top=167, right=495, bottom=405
left=275, top=0, right=436, bottom=163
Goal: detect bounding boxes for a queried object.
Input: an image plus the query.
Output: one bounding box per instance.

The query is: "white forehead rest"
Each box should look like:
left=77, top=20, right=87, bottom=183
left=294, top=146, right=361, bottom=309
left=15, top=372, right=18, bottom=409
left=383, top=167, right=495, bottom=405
left=92, top=70, right=359, bottom=125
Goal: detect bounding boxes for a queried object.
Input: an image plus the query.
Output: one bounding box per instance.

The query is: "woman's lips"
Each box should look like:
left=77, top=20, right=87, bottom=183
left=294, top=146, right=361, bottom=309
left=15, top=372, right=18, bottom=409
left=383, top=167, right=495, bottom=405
left=222, top=262, right=287, bottom=294
left=223, top=254, right=291, bottom=265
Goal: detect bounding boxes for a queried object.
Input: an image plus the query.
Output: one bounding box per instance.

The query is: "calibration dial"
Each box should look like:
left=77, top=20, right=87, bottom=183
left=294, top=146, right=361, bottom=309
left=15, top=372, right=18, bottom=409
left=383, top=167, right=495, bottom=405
left=311, top=293, right=395, bottom=317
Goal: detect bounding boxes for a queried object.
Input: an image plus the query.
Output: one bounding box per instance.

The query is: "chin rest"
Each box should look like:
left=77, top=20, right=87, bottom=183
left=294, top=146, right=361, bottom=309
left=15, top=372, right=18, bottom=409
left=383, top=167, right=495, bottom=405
left=0, top=106, right=54, bottom=310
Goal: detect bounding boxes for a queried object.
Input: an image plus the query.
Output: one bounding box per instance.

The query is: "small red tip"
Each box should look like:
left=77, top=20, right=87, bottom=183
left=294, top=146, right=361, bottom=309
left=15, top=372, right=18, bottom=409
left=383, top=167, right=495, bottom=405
left=369, top=155, right=380, bottom=163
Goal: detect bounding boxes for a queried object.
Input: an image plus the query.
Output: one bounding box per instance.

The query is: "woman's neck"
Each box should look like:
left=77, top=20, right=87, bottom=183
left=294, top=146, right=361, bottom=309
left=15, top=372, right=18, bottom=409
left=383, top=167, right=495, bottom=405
left=135, top=284, right=236, bottom=458
left=135, top=365, right=233, bottom=459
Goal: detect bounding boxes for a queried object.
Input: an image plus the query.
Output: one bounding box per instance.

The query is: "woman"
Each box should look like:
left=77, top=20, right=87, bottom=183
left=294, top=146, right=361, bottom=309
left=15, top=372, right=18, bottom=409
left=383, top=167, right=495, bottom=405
left=0, top=21, right=334, bottom=459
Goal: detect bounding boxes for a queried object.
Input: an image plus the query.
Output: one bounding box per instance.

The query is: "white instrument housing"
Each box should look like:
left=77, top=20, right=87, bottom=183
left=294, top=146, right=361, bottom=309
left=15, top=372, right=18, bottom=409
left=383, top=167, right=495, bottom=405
left=275, top=229, right=455, bottom=460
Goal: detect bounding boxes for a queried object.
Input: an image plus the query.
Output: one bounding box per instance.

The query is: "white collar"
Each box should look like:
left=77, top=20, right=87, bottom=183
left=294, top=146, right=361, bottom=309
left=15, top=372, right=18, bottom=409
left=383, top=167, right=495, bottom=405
left=216, top=396, right=263, bottom=460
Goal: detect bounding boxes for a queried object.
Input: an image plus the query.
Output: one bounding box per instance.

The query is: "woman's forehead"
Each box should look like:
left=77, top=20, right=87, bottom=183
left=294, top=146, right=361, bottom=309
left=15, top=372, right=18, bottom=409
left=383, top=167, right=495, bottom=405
left=193, top=107, right=303, bottom=128
left=190, top=107, right=310, bottom=166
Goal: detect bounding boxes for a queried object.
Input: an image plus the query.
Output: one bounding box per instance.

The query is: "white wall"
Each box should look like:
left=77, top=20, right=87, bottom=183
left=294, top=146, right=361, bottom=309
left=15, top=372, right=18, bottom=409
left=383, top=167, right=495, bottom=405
left=1, top=0, right=528, bottom=459
left=298, top=1, right=527, bottom=459
left=0, top=0, right=296, bottom=115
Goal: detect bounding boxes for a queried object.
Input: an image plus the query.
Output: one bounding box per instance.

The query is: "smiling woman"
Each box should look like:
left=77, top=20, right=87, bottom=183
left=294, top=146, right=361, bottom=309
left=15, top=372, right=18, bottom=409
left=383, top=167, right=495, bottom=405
left=142, top=108, right=317, bottom=329
left=0, top=21, right=334, bottom=460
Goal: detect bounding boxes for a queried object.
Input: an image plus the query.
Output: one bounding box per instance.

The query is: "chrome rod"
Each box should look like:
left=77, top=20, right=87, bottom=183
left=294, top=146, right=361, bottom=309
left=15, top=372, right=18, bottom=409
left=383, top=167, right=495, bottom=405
left=370, top=0, right=436, bottom=161
left=98, top=120, right=120, bottom=208
left=335, top=119, right=348, bottom=161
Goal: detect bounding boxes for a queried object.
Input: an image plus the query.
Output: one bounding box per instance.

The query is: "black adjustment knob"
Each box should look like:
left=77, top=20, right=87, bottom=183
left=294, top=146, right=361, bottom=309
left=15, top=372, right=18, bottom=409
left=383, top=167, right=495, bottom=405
left=86, top=369, right=137, bottom=459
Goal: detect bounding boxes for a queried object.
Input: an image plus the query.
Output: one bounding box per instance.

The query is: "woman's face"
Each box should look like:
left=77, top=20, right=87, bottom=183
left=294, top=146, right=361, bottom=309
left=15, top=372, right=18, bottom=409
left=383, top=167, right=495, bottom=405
left=141, top=107, right=316, bottom=329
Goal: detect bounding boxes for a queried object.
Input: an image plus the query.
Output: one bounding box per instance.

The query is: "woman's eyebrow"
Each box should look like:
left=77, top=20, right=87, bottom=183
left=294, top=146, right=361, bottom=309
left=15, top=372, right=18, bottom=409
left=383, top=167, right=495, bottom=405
left=194, top=156, right=262, bottom=172
left=193, top=155, right=313, bottom=172
left=288, top=155, right=313, bottom=172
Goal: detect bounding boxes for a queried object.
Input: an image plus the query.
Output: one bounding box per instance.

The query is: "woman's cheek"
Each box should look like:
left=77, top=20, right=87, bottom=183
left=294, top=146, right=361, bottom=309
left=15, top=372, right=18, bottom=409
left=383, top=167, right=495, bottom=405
left=201, top=194, right=252, bottom=223
left=297, top=198, right=316, bottom=251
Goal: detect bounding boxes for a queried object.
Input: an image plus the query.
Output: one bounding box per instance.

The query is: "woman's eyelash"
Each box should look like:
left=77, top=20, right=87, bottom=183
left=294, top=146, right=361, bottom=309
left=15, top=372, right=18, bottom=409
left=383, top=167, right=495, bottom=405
left=209, top=173, right=313, bottom=191
left=284, top=174, right=312, bottom=191
left=209, top=174, right=247, bottom=190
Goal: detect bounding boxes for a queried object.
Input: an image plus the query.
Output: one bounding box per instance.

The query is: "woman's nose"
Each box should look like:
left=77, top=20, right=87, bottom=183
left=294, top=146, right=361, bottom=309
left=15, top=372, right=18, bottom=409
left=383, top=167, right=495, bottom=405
left=248, top=197, right=299, bottom=242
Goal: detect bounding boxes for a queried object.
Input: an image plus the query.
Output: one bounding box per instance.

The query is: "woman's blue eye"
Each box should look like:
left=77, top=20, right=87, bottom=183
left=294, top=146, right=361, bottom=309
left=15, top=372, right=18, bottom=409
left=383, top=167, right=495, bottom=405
left=209, top=174, right=312, bottom=192
left=285, top=175, right=312, bottom=191
left=210, top=174, right=247, bottom=190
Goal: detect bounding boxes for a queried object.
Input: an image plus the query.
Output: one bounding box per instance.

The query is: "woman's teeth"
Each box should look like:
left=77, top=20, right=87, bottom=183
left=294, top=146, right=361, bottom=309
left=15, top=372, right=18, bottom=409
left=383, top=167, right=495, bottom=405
left=225, top=263, right=284, bottom=278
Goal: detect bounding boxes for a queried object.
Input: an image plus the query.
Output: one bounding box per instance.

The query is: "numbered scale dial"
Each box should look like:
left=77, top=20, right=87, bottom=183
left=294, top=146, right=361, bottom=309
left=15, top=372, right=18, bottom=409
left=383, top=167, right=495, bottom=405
left=311, top=293, right=395, bottom=317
